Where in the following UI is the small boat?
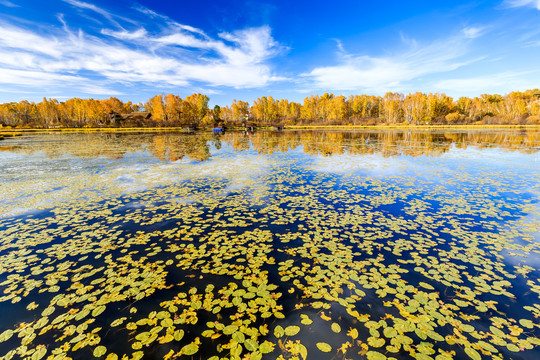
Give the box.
[212,127,223,133]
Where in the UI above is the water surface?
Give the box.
[0,129,539,360]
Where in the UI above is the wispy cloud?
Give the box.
[63,0,123,28]
[434,71,538,94]
[302,29,483,93]
[132,5,168,20]
[462,26,487,39]
[0,4,285,96]
[133,5,208,37]
[503,0,540,10]
[0,0,18,7]
[100,28,148,41]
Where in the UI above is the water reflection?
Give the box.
[0,129,538,162]
[0,130,539,360]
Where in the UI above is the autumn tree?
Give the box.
[349,95,369,119]
[481,94,503,117]
[426,93,453,122]
[277,99,289,122]
[213,105,221,121]
[300,95,318,121]
[455,97,472,117]
[145,95,166,123]
[219,106,233,123]
[184,93,209,125]
[0,102,18,126]
[503,92,528,120]
[252,96,278,124]
[287,102,301,123]
[381,92,403,123]
[100,97,125,115]
[164,94,183,123]
[231,100,250,124]
[37,98,60,128]
[403,92,427,124]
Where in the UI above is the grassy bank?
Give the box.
[0,132,23,140]
[0,124,539,135]
[0,127,184,133]
[285,124,540,130]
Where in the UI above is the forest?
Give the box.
[0,90,539,128]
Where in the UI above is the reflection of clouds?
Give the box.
[441,145,538,166]
[194,153,269,179]
[309,145,538,176]
[308,152,405,175]
[115,174,137,183]
[307,145,539,194]
[193,151,273,197]
[104,148,274,199]
[440,146,540,198]
[0,152,24,160]
[169,197,197,205]
[501,209,540,269]
[501,249,540,269]
[0,207,40,219]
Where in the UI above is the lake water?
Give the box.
[0,129,539,360]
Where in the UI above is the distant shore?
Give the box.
[1,124,540,135]
[284,124,540,130]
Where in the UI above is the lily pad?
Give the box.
[316,342,332,352]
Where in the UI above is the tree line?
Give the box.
[1,90,539,128]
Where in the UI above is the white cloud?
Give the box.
[434,71,538,94]
[101,28,147,40]
[0,68,123,95]
[503,0,540,10]
[0,5,285,95]
[302,29,482,93]
[0,68,83,86]
[462,26,487,39]
[0,26,62,57]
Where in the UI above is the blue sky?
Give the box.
[0,0,539,106]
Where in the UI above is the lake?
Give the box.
[0,129,539,360]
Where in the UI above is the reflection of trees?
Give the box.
[222,130,540,157]
[150,134,211,161]
[0,132,212,162]
[0,130,538,161]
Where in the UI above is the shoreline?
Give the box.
[285,124,540,130]
[0,124,539,134]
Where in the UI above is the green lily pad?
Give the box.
[0,329,14,343]
[284,325,300,336]
[366,351,387,360]
[316,342,332,352]
[274,325,284,338]
[464,347,481,360]
[259,341,275,354]
[331,323,341,333]
[93,345,107,357]
[181,342,199,356]
[419,282,434,290]
[519,319,534,329]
